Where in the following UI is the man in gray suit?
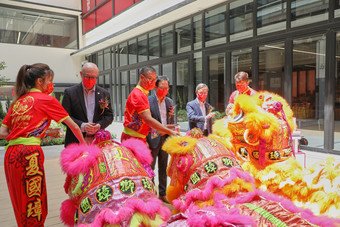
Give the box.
[186,83,215,136]
[146,76,174,203]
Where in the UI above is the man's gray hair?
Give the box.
[195,83,208,92]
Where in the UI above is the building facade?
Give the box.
[1,0,340,154]
[0,0,84,99]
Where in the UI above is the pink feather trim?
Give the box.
[60,144,101,175]
[228,189,340,226]
[185,205,256,226]
[77,197,171,226]
[173,167,255,211]
[121,138,152,165]
[60,199,77,226]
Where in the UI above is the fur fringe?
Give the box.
[60,144,101,175]
[77,197,171,227]
[121,138,152,165]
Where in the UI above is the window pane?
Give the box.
[161,26,173,57]
[335,0,340,18]
[194,52,203,86]
[257,0,286,35]
[162,63,173,97]
[119,42,127,66]
[208,53,225,112]
[149,30,160,59]
[128,38,137,64]
[121,71,128,112]
[104,48,111,70]
[335,32,340,150]
[97,53,103,71]
[176,19,192,53]
[130,69,137,91]
[231,48,252,93]
[291,0,328,28]
[205,6,226,47]
[259,43,285,96]
[138,35,148,62]
[193,15,202,50]
[152,65,160,75]
[98,74,104,87]
[104,73,110,89]
[176,59,189,111]
[230,0,253,42]
[292,35,326,149]
[112,46,118,68]
[0,6,78,49]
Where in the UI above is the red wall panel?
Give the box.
[96,1,113,25]
[83,12,96,33]
[114,0,134,15]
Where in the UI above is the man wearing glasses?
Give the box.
[121,66,178,142]
[62,62,113,145]
[186,83,215,136]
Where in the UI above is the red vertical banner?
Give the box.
[96,1,113,25]
[114,0,134,15]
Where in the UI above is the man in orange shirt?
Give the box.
[226,71,257,115]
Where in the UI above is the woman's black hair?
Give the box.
[15,63,53,100]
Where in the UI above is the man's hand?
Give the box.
[84,123,101,135]
[206,112,216,119]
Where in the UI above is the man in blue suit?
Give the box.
[146,76,174,203]
[186,83,215,136]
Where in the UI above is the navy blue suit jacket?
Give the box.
[186,99,213,134]
[146,94,174,149]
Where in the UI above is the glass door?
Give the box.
[207,53,225,112]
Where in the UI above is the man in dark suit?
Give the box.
[186,83,215,136]
[62,62,113,146]
[146,76,174,203]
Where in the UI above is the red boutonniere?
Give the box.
[99,97,109,115]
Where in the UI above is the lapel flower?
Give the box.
[99,96,109,115]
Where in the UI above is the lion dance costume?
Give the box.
[162,133,340,226]
[212,91,340,218]
[59,131,170,226]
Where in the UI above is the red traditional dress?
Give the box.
[121,85,150,142]
[2,89,69,227]
[228,87,257,104]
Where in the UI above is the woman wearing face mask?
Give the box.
[0,63,85,227]
[186,83,215,136]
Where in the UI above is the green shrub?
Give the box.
[177,109,188,122]
[213,111,226,120]
[41,137,64,146]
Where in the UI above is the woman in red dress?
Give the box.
[0,63,85,227]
